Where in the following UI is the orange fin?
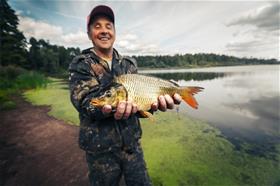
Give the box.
[179,86,204,109]
[139,110,153,118]
[139,110,155,122]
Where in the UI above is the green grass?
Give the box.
[24,79,280,186]
[24,79,79,125]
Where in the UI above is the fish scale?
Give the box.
[116,74,182,111]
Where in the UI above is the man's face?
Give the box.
[88,16,115,52]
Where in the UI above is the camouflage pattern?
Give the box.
[69,48,151,185]
[86,144,151,186]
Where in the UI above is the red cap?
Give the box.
[87,5,114,31]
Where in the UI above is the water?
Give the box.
[140,65,280,158]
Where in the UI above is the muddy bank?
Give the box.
[0,96,89,186]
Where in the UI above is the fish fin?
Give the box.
[180,86,204,109]
[138,111,156,122]
[139,110,153,118]
[169,79,180,86]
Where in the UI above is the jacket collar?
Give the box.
[82,47,122,64]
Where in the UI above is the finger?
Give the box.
[114,101,126,120]
[164,94,174,109]
[151,102,158,111]
[132,103,138,114]
[158,95,167,112]
[173,93,182,105]
[102,105,112,114]
[123,101,132,119]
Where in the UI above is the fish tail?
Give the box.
[179,86,203,109]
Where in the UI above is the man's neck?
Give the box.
[92,47,113,61]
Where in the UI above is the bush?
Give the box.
[0,66,50,110]
[0,65,27,89]
[0,65,49,90]
[0,90,16,110]
[15,72,49,89]
[0,65,26,79]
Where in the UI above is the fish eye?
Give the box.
[105,90,112,97]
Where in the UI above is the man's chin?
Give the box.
[95,46,113,53]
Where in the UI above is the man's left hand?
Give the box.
[151,93,182,112]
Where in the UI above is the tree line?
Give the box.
[1,0,279,75]
[133,54,279,69]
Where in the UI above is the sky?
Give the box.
[9,0,280,59]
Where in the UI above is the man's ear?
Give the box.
[87,31,92,40]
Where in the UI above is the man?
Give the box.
[69,5,181,186]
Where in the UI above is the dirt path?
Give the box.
[0,96,89,186]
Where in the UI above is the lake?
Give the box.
[140,65,280,158]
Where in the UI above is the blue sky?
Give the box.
[10,0,279,59]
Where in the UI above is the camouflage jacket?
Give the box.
[69,48,142,154]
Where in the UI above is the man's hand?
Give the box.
[101,99,138,120]
[151,93,182,112]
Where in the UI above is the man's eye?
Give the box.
[106,24,112,29]
[95,24,100,28]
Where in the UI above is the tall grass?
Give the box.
[15,72,49,89]
[0,65,49,110]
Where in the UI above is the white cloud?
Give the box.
[18,16,89,48]
[61,30,89,46]
[116,33,161,55]
[18,16,63,41]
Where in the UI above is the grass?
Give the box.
[24,79,280,186]
[24,79,79,125]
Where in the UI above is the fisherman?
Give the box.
[69,5,182,186]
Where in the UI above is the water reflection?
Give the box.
[142,65,280,158]
[147,72,226,81]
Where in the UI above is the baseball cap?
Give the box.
[87,5,115,31]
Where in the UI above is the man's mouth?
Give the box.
[99,36,110,41]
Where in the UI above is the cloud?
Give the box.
[226,40,268,53]
[225,2,279,59]
[18,16,89,48]
[225,38,279,59]
[116,33,161,55]
[61,31,89,46]
[18,16,63,41]
[227,2,280,31]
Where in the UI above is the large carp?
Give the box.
[90,74,203,117]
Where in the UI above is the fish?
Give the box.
[90,74,203,118]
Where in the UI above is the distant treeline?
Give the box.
[133,54,279,69]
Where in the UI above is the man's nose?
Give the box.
[100,27,109,34]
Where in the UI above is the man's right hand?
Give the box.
[101,100,138,120]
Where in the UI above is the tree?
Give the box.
[0,0,28,67]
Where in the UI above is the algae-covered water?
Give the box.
[142,65,280,160]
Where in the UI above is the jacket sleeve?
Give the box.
[68,56,111,120]
[124,56,138,74]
